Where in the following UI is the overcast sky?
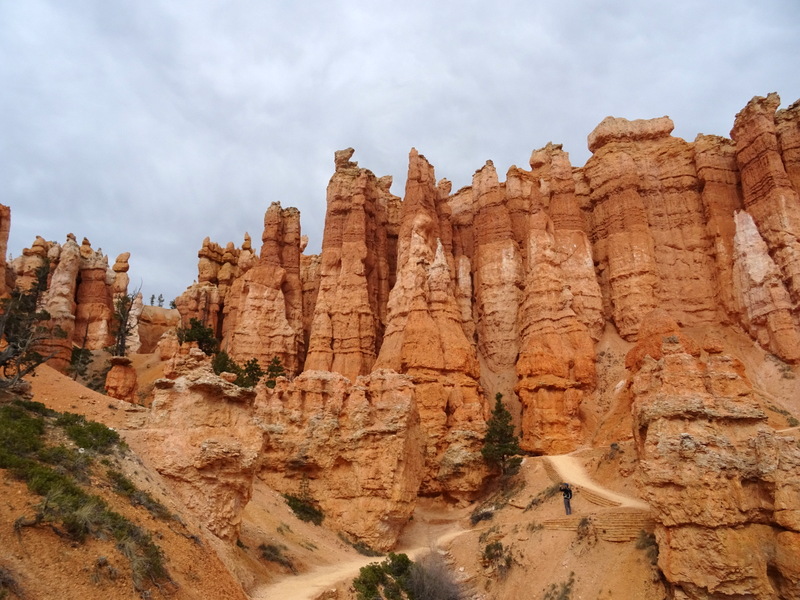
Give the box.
[2,1,798,303]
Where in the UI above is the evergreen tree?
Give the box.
[238,358,264,387]
[482,393,522,476]
[176,318,218,355]
[265,356,286,388]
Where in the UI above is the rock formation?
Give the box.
[222,203,305,374]
[629,311,800,599]
[374,149,488,497]
[124,348,263,541]
[9,234,130,368]
[8,93,800,571]
[256,369,424,551]
[304,149,397,381]
[0,204,10,297]
[104,356,138,402]
[138,305,181,354]
[732,93,800,306]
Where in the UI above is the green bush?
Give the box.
[283,494,324,525]
[482,541,512,576]
[482,393,522,477]
[0,398,170,593]
[0,404,45,458]
[37,445,93,481]
[543,571,575,600]
[176,318,219,355]
[56,413,120,453]
[212,351,265,388]
[107,469,173,520]
[353,553,413,600]
[258,543,295,572]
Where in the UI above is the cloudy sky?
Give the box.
[2,1,798,303]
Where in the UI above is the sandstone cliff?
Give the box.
[629,311,800,599]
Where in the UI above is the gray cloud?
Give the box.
[2,0,798,302]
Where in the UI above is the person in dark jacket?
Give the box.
[559,483,573,515]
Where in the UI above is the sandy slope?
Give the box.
[250,501,470,600]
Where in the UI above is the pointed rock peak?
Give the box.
[472,159,499,189]
[66,232,77,242]
[377,175,393,192]
[242,233,252,250]
[334,147,357,170]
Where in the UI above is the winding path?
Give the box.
[251,453,647,599]
[545,453,649,510]
[249,521,466,600]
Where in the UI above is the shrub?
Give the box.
[37,445,93,481]
[470,508,494,525]
[353,553,413,600]
[258,543,295,572]
[0,404,46,459]
[1,399,170,594]
[338,533,383,556]
[482,541,512,576]
[0,260,65,390]
[283,494,324,525]
[636,530,659,566]
[56,413,120,453]
[0,565,23,599]
[524,483,561,512]
[176,318,218,355]
[211,351,265,388]
[107,469,173,520]
[407,553,463,600]
[543,571,575,600]
[265,356,286,388]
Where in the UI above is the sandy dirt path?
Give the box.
[546,453,649,510]
[250,520,467,600]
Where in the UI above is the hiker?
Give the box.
[560,483,573,515]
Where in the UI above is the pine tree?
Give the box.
[482,393,522,476]
[265,356,286,388]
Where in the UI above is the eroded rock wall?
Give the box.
[256,369,424,551]
[629,311,800,599]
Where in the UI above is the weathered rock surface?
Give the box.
[104,355,138,402]
[304,149,396,381]
[9,235,129,368]
[256,369,424,551]
[138,305,181,354]
[583,115,720,339]
[629,311,800,599]
[731,211,800,361]
[0,204,10,297]
[222,203,305,374]
[732,93,800,307]
[124,349,262,542]
[514,145,603,453]
[374,149,489,497]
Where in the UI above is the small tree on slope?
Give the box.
[482,392,522,477]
